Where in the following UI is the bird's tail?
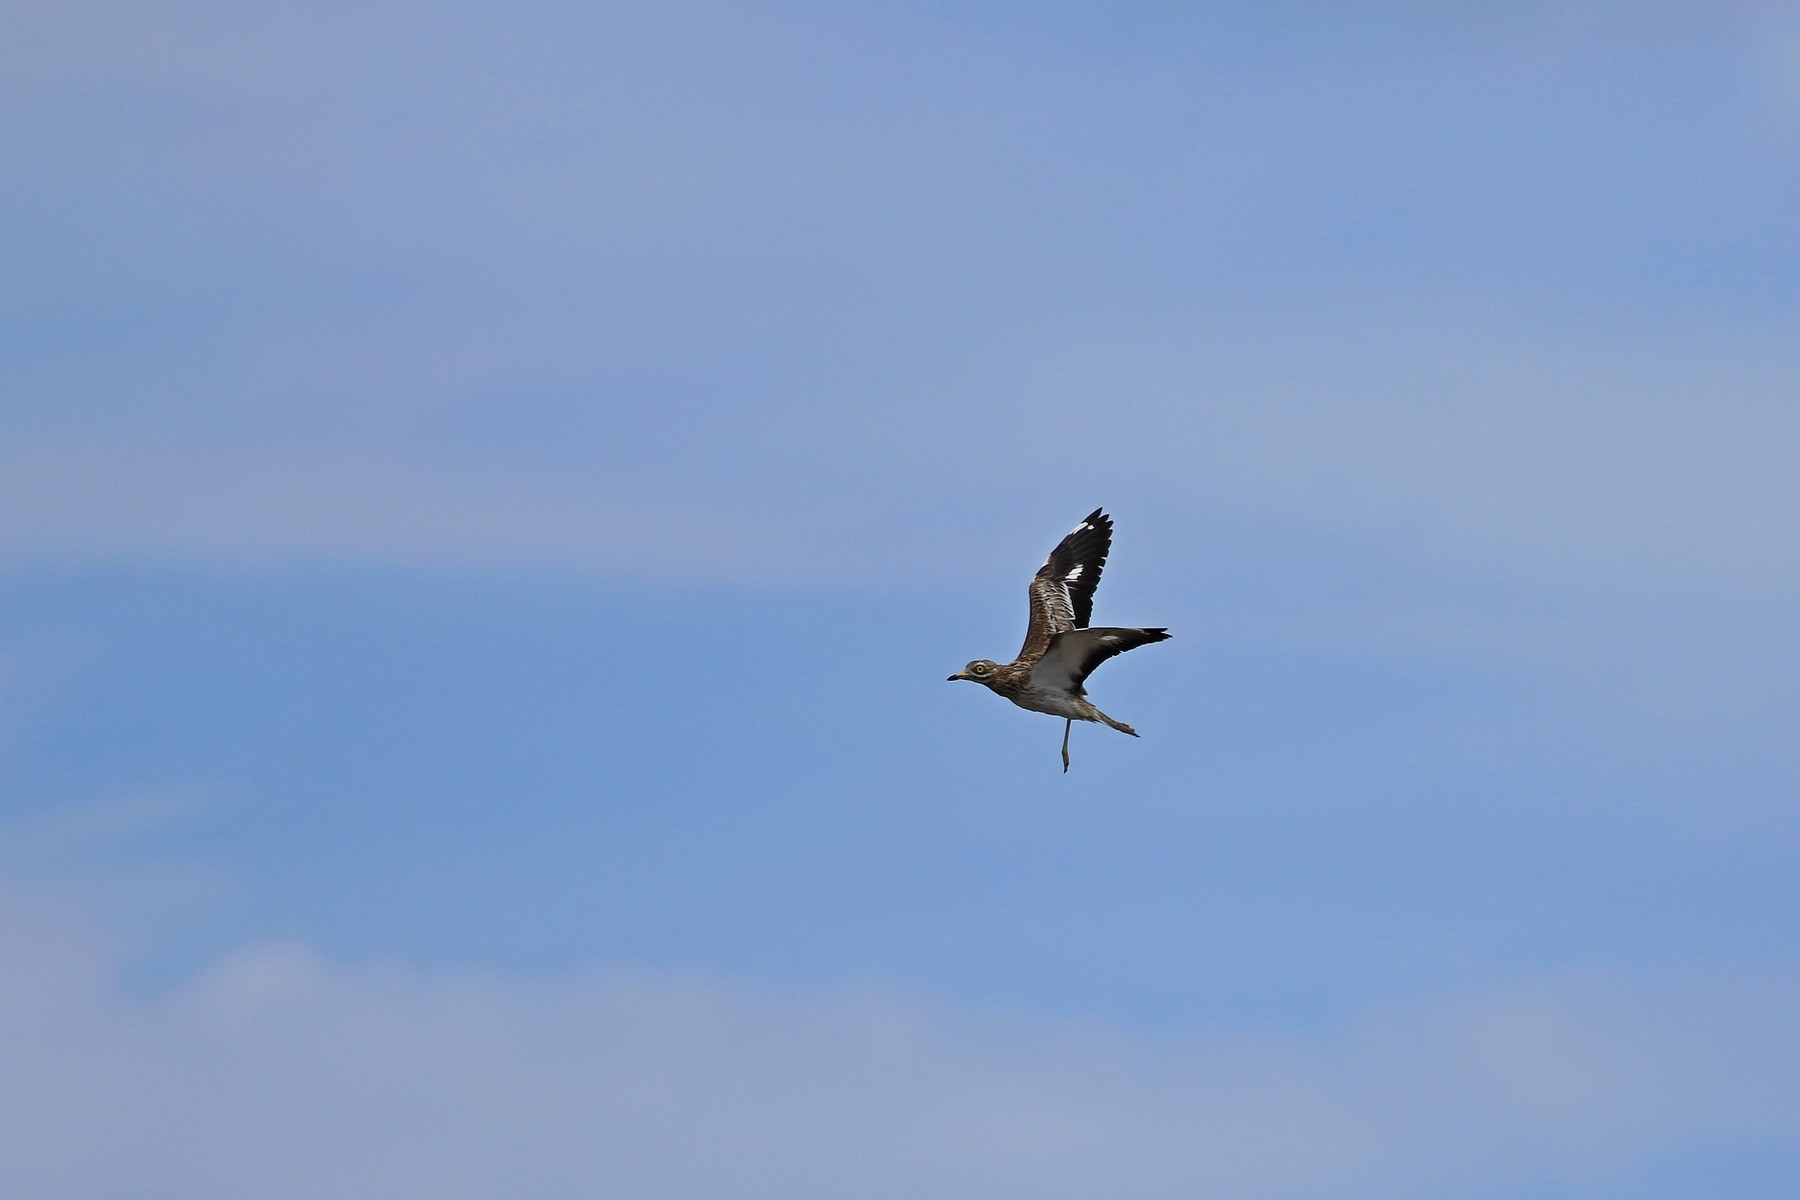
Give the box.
[1091,707,1139,737]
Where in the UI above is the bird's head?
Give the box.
[947,660,1000,685]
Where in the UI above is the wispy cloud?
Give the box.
[7,300,1800,596]
[1,886,1796,1200]
[0,439,806,582]
[5,786,217,848]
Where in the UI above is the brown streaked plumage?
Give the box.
[948,508,1170,771]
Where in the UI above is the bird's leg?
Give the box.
[1061,719,1072,773]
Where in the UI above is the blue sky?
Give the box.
[5,2,1800,1196]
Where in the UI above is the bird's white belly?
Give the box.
[1009,687,1092,721]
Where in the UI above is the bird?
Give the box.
[948,508,1169,772]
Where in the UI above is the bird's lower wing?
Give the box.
[1030,626,1171,692]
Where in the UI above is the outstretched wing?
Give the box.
[1018,509,1112,663]
[1030,626,1171,693]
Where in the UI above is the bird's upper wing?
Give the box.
[1017,509,1112,663]
[1029,626,1171,693]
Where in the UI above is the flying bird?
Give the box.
[948,509,1170,771]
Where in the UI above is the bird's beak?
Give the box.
[947,671,971,682]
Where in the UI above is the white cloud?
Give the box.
[1,886,1796,1200]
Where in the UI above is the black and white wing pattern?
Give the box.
[1030,626,1172,694]
[1018,509,1112,663]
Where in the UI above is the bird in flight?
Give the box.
[948,509,1170,772]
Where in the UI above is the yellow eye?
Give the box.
[971,663,990,675]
